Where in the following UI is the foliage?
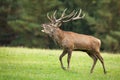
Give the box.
[0,0,120,52]
[0,47,120,80]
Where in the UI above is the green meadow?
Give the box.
[0,47,120,80]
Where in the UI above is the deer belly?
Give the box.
[74,42,91,50]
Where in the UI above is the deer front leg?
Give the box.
[59,49,67,70]
[67,49,72,70]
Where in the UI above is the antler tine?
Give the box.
[56,8,68,21]
[81,13,86,18]
[63,10,81,22]
[78,9,82,17]
[73,11,78,17]
[61,8,67,17]
[47,13,53,22]
[64,10,75,18]
[78,9,85,18]
[53,10,57,21]
[57,9,75,22]
[62,11,78,22]
[72,9,85,20]
[63,9,85,22]
[63,10,78,22]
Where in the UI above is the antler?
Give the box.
[62,9,85,22]
[56,8,75,22]
[47,8,85,23]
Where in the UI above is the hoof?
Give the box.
[62,67,66,70]
[67,67,70,71]
[90,71,93,74]
[104,71,107,74]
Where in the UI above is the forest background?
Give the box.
[0,0,120,53]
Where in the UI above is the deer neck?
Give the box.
[51,28,64,45]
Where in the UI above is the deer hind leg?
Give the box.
[96,52,107,74]
[59,49,67,70]
[67,49,72,70]
[87,51,98,73]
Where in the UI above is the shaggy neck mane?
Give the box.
[51,28,64,45]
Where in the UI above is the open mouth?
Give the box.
[41,26,44,32]
[41,29,44,32]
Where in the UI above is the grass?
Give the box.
[0,47,120,80]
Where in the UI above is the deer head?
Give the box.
[41,8,85,35]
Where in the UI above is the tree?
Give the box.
[0,0,120,52]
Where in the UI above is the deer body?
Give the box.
[52,28,100,51]
[41,9,106,74]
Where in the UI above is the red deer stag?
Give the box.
[41,9,106,74]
